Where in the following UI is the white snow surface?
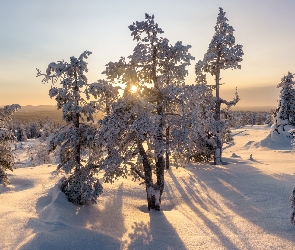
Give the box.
[1,125,295,249]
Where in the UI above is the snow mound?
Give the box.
[260,125,294,150]
[243,140,255,149]
[18,184,120,250]
[19,221,120,250]
[231,152,240,158]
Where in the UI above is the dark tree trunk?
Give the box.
[73,79,81,170]
[165,126,170,169]
[73,112,81,168]
[155,104,165,208]
[214,56,222,165]
[137,142,158,210]
[141,39,165,211]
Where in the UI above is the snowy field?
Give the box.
[1,125,295,250]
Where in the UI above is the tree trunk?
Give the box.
[165,126,170,169]
[73,112,81,168]
[73,77,81,170]
[214,63,222,165]
[137,142,160,210]
[155,104,165,209]
[149,41,165,210]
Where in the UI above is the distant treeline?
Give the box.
[12,105,273,126]
[226,110,273,128]
[10,109,103,141]
[13,110,64,124]
[10,109,272,142]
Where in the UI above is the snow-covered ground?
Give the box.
[1,125,295,250]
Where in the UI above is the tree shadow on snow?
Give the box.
[1,176,35,192]
[169,161,295,246]
[18,184,126,250]
[167,169,248,249]
[127,210,187,250]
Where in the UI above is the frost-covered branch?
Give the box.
[220,87,240,107]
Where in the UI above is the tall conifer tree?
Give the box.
[196,7,243,164]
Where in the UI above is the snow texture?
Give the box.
[1,125,295,249]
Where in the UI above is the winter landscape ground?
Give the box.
[1,124,295,250]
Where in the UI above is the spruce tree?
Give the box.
[273,72,295,134]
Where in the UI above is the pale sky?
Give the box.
[1,0,295,108]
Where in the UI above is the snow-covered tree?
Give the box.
[27,142,53,165]
[40,117,59,141]
[279,72,295,225]
[98,13,194,210]
[0,104,20,185]
[273,72,295,135]
[37,51,118,205]
[15,124,27,142]
[165,83,212,164]
[26,121,42,139]
[196,7,243,164]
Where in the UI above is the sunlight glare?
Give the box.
[131,85,138,93]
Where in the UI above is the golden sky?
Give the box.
[0,0,294,108]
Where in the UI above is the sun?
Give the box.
[130,85,138,93]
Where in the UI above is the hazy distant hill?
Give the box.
[18,105,58,112]
[231,106,275,112]
[13,105,103,123]
[11,105,272,124]
[13,106,63,123]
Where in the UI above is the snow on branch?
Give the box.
[220,87,240,107]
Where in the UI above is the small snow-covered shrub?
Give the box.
[27,142,54,166]
[60,167,103,205]
[189,145,214,163]
[15,125,27,142]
